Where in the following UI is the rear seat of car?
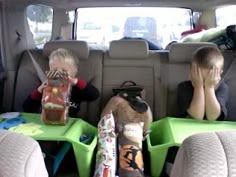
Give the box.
[14,49,48,112]
[14,40,103,125]
[160,42,218,117]
[102,40,162,120]
[13,40,236,125]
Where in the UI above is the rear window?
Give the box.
[76,7,192,49]
[124,17,157,44]
[81,22,102,30]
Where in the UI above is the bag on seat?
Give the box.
[226,25,236,49]
[112,81,148,113]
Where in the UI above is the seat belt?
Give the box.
[27,50,47,83]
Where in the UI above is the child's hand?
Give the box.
[205,66,221,88]
[190,64,204,88]
[37,81,48,93]
[68,76,78,85]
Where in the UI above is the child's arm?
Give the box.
[23,92,41,113]
[187,64,205,120]
[71,77,99,102]
[205,67,223,121]
[23,81,47,113]
[215,82,229,120]
[205,87,221,120]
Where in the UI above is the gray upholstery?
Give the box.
[77,49,103,125]
[109,40,149,58]
[171,131,236,177]
[14,49,48,111]
[0,130,48,177]
[102,40,162,120]
[43,40,89,59]
[169,42,217,63]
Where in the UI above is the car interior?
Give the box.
[0,0,236,177]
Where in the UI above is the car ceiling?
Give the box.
[1,0,236,11]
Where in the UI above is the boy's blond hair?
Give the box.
[49,48,79,75]
[192,46,224,69]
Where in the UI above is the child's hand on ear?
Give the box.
[190,64,204,88]
[37,81,48,93]
[205,66,221,88]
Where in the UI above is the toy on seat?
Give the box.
[94,112,116,177]
[0,117,25,129]
[41,70,71,125]
[101,81,153,177]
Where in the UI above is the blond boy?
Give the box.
[23,48,99,118]
[177,46,229,120]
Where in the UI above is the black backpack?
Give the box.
[226,25,236,50]
[112,81,148,113]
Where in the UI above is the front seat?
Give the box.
[0,130,48,177]
[171,131,236,177]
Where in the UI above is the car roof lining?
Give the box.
[1,0,236,11]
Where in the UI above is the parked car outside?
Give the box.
[123,16,158,44]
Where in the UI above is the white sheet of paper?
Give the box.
[0,112,20,119]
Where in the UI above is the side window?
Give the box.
[26,5,53,48]
[216,5,236,28]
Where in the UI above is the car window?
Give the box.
[76,7,192,48]
[216,5,236,28]
[124,17,157,44]
[26,5,53,48]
